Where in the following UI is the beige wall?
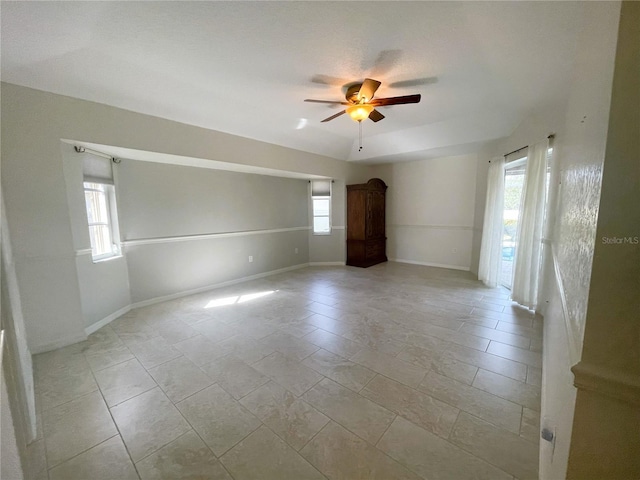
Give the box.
[538,2,621,478]
[370,153,478,271]
[467,3,622,477]
[0,83,367,353]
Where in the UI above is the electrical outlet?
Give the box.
[452,248,458,254]
[295,248,299,254]
[248,256,253,263]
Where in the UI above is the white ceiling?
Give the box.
[2,1,585,164]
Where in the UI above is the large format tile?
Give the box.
[350,348,427,388]
[361,375,459,438]
[111,387,191,462]
[153,318,199,345]
[418,371,522,434]
[259,331,320,361]
[527,366,542,387]
[431,355,479,385]
[215,333,276,364]
[200,355,269,400]
[94,358,156,407]
[240,381,329,451]
[252,352,323,396]
[302,328,363,358]
[85,343,135,372]
[220,425,325,480]
[148,356,213,403]
[303,378,395,444]
[192,319,242,343]
[37,367,99,412]
[300,421,421,480]
[136,431,232,480]
[377,416,512,480]
[110,314,159,345]
[176,384,261,456]
[487,341,542,368]
[450,412,539,479]
[521,407,541,444]
[43,390,117,467]
[302,349,376,392]
[172,334,227,366]
[445,343,527,381]
[128,337,182,369]
[472,368,541,411]
[48,435,138,480]
[459,323,530,348]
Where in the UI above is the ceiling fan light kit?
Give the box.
[305,77,422,151]
[346,104,374,122]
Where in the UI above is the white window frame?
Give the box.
[83,181,121,262]
[311,181,332,235]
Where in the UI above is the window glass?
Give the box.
[83,182,120,260]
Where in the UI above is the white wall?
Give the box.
[0,83,365,352]
[371,154,478,270]
[116,159,310,303]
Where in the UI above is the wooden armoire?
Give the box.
[346,178,387,267]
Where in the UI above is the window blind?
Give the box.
[311,180,331,197]
[82,154,114,185]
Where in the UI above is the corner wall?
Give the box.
[370,154,478,271]
[116,159,310,304]
[0,83,366,353]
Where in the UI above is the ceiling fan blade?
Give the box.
[370,94,421,106]
[388,77,438,89]
[368,109,385,122]
[358,78,382,102]
[321,110,346,122]
[310,74,350,86]
[305,99,350,105]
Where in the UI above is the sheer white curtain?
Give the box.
[479,157,505,287]
[512,140,549,308]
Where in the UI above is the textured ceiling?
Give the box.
[2,1,586,163]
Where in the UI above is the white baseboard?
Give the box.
[131,263,310,309]
[390,258,470,272]
[85,304,132,336]
[308,262,346,266]
[31,333,89,355]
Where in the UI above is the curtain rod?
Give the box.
[504,145,528,158]
[74,145,121,164]
[489,134,556,163]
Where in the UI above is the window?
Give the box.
[84,182,120,261]
[311,180,331,234]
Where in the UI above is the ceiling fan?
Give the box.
[304,78,421,123]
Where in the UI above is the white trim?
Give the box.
[75,248,93,257]
[122,226,310,247]
[572,361,640,407]
[131,263,310,309]
[85,305,132,336]
[390,258,470,271]
[550,245,581,365]
[309,262,346,266]
[390,224,474,231]
[31,333,88,355]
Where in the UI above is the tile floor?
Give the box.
[28,263,542,480]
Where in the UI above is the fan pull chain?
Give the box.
[358,120,363,151]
